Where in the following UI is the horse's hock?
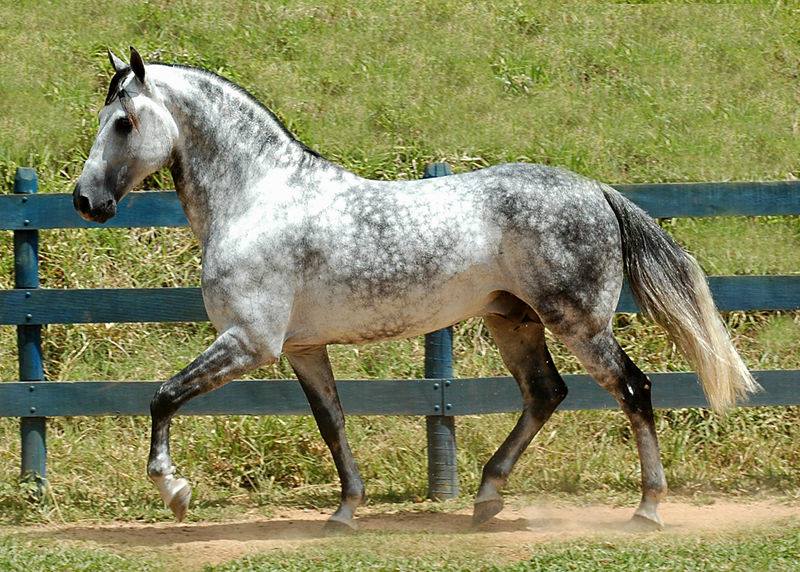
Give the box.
[2,164,800,499]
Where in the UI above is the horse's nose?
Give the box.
[76,194,91,214]
[73,183,91,214]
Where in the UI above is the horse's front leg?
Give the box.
[287,346,365,532]
[147,326,272,521]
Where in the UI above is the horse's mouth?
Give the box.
[77,205,116,224]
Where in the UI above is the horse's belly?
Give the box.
[284,267,504,347]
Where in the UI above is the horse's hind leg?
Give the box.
[148,327,269,521]
[286,346,365,533]
[473,312,568,526]
[554,322,667,529]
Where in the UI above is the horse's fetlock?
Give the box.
[343,483,365,505]
[148,466,167,479]
[475,479,504,504]
[650,479,668,499]
[147,455,174,479]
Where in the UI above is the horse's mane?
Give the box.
[105,62,324,159]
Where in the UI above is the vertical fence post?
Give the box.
[14,167,46,494]
[423,162,458,500]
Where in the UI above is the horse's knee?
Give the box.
[150,383,180,420]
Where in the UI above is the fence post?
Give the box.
[423,162,458,500]
[14,167,46,494]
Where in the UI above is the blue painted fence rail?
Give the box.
[1,275,799,326]
[3,179,800,229]
[2,166,799,498]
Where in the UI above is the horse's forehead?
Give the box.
[119,74,143,97]
[105,72,143,107]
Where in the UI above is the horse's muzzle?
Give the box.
[73,183,117,223]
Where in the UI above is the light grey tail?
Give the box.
[602,185,760,411]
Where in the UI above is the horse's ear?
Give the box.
[107,49,127,73]
[129,46,145,83]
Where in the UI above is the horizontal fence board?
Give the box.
[443,370,800,414]
[0,287,208,324]
[0,275,797,325]
[0,191,187,230]
[0,370,796,417]
[0,379,441,417]
[613,180,800,218]
[619,275,800,313]
[2,180,799,230]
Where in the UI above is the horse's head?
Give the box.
[74,47,178,223]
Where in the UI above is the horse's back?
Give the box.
[204,162,623,346]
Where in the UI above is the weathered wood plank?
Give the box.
[0,379,442,417]
[443,370,800,413]
[617,275,800,313]
[0,371,796,417]
[0,275,797,325]
[0,287,208,324]
[614,180,800,218]
[0,191,187,230]
[1,180,799,230]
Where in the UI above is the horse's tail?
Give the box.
[601,185,760,412]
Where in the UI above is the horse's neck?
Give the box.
[158,67,327,242]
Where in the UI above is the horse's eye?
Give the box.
[115,117,133,134]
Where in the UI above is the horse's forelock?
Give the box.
[105,67,141,130]
[105,67,131,105]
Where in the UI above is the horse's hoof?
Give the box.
[472,498,504,527]
[167,479,192,522]
[324,515,358,535]
[628,512,663,532]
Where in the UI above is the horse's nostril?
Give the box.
[77,195,91,213]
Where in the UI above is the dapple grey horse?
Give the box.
[74,47,759,532]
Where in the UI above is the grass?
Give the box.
[210,523,800,571]
[0,534,161,571]
[2,517,799,571]
[0,0,799,525]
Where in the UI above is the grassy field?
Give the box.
[1,0,799,530]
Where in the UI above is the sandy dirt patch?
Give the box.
[11,498,800,569]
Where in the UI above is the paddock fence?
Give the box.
[2,164,799,498]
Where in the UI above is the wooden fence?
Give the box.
[1,165,799,499]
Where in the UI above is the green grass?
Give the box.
[1,0,800,525]
[210,523,800,571]
[0,534,161,571]
[3,516,798,571]
[2,1,800,184]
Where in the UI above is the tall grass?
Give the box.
[1,0,799,522]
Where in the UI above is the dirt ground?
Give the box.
[9,498,800,570]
